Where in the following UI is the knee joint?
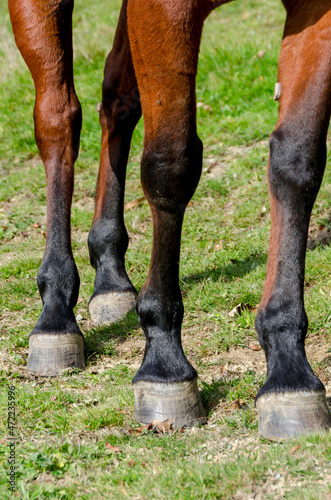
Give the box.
[101,60,140,127]
[141,136,203,211]
[269,126,325,202]
[34,91,82,159]
[88,219,129,269]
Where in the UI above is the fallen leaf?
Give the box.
[128,419,176,436]
[32,223,40,228]
[248,342,261,351]
[83,399,99,406]
[232,399,241,411]
[214,241,223,251]
[151,419,174,434]
[105,443,122,452]
[124,196,145,211]
[228,304,242,317]
[257,50,266,59]
[289,444,301,455]
[197,102,213,114]
[228,303,254,317]
[128,423,153,436]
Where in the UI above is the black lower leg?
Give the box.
[133,210,196,384]
[88,96,140,299]
[88,2,141,324]
[33,183,81,337]
[27,90,84,375]
[256,123,327,398]
[253,3,331,437]
[9,0,84,375]
[133,135,203,384]
[255,121,331,439]
[132,136,207,426]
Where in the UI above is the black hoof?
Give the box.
[256,390,331,441]
[133,377,207,427]
[27,332,85,377]
[88,291,137,326]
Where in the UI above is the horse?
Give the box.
[8,0,331,441]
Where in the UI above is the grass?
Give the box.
[1,0,331,498]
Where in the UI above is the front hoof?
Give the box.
[133,377,207,427]
[27,332,85,377]
[88,291,137,326]
[256,390,331,441]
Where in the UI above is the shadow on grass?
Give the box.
[181,251,267,291]
[84,310,141,363]
[83,252,267,362]
[200,378,238,415]
[200,370,264,416]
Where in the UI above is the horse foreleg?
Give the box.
[9,0,84,375]
[88,0,141,326]
[255,2,331,440]
[127,0,211,426]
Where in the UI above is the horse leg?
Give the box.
[127,0,212,426]
[255,1,331,440]
[88,0,141,326]
[9,0,84,375]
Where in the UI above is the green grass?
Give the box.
[1,0,331,498]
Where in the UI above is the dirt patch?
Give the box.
[72,196,95,213]
[308,223,331,250]
[232,469,331,500]
[84,326,331,392]
[2,323,330,394]
[203,141,269,178]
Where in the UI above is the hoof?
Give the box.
[256,390,331,441]
[27,333,85,377]
[133,377,207,427]
[88,291,137,326]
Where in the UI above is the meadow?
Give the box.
[0,0,330,498]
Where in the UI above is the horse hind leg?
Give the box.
[87,0,141,326]
[9,0,84,375]
[255,3,331,440]
[127,0,212,426]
